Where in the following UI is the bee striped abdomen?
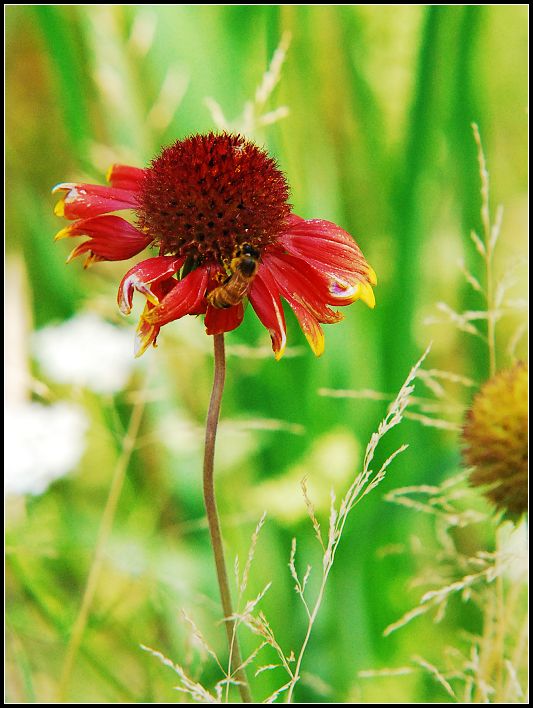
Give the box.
[207,244,260,309]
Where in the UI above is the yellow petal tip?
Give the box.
[134,328,155,358]
[274,344,286,361]
[359,283,376,310]
[355,281,376,309]
[54,199,66,217]
[308,331,325,357]
[54,226,71,241]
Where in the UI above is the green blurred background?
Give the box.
[5,5,528,703]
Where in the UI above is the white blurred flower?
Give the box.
[33,313,136,393]
[5,402,88,496]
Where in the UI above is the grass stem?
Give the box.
[57,394,145,701]
[472,122,498,377]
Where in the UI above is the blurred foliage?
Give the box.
[5,5,527,703]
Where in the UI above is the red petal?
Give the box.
[53,183,138,219]
[117,256,184,314]
[144,266,209,327]
[132,278,178,357]
[56,215,152,263]
[285,297,325,357]
[248,267,287,359]
[193,264,227,317]
[263,251,343,324]
[283,217,364,251]
[205,303,245,335]
[279,217,376,305]
[106,164,145,190]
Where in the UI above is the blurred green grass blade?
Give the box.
[7,556,139,701]
[450,5,485,231]
[382,6,464,388]
[33,6,93,162]
[360,5,476,668]
[449,6,489,378]
[18,186,83,326]
[388,6,444,379]
[338,7,387,180]
[6,626,36,702]
[79,6,153,160]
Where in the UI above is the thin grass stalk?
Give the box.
[472,122,497,377]
[57,394,146,701]
[203,333,252,703]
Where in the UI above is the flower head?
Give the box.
[462,362,528,518]
[54,132,376,358]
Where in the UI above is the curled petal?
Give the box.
[56,215,153,265]
[117,256,184,315]
[52,182,139,219]
[106,164,145,190]
[248,267,287,360]
[324,272,376,308]
[280,217,377,306]
[143,266,209,327]
[133,277,177,357]
[205,303,245,335]
[135,304,160,358]
[350,279,376,308]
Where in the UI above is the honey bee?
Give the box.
[207,243,260,309]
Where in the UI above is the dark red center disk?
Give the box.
[137,132,291,264]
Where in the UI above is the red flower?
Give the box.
[53,133,376,358]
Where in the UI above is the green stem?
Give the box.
[203,333,252,703]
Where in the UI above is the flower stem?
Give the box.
[203,333,252,703]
